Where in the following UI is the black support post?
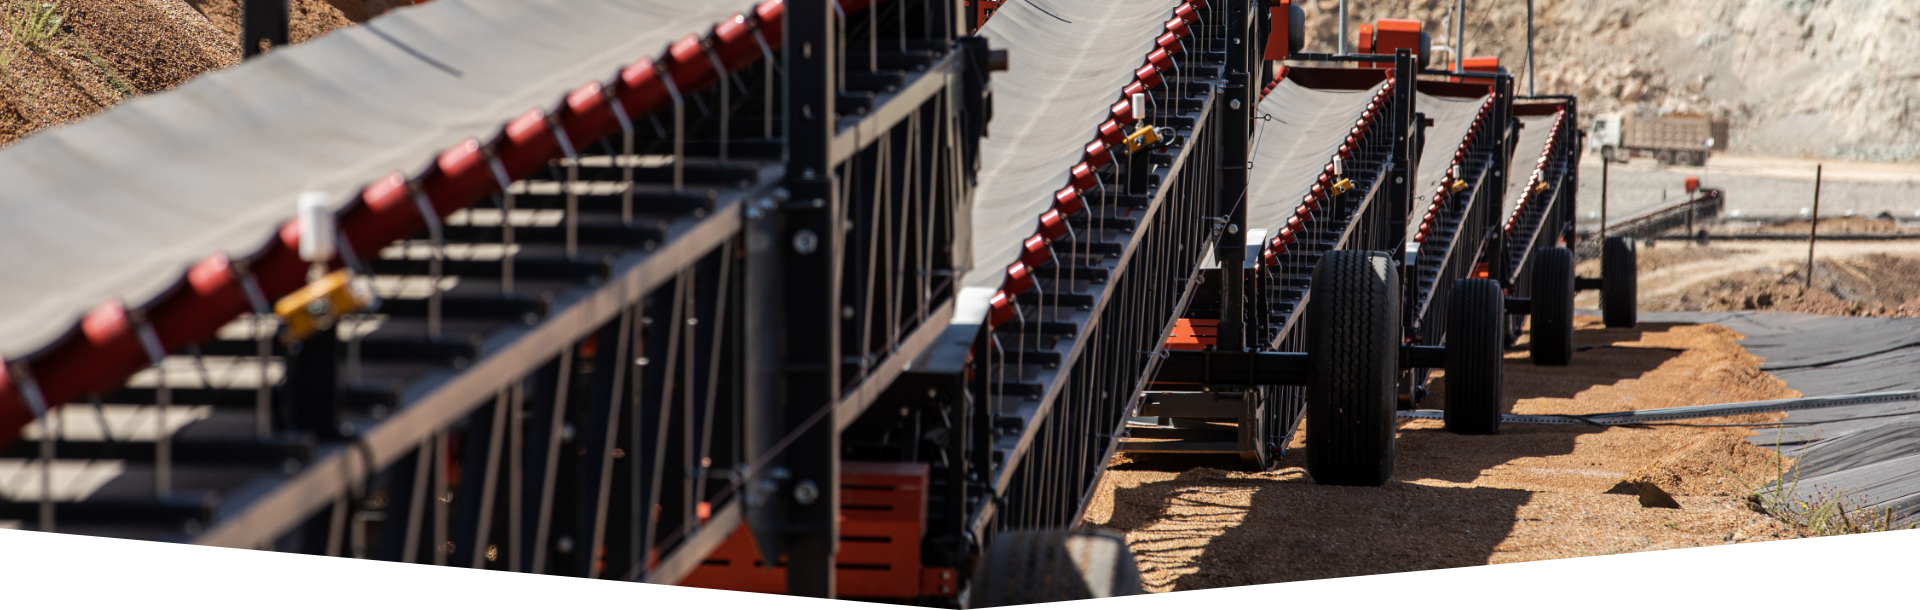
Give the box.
[777,0,841,597]
[241,0,289,58]
[1216,0,1253,353]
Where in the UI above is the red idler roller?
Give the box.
[1123,80,1147,101]
[1286,215,1305,232]
[1276,226,1298,245]
[1135,64,1164,89]
[1110,98,1137,126]
[1083,140,1114,169]
[1070,162,1100,192]
[1300,193,1320,212]
[1176,2,1200,23]
[1020,234,1054,270]
[1337,143,1351,160]
[1054,187,1086,216]
[1263,248,1280,266]
[1165,17,1191,40]
[1295,204,1315,221]
[1147,48,1174,73]
[987,290,1019,327]
[1037,208,1072,241]
[1157,32,1184,56]
[1003,262,1036,297]
[1098,120,1126,147]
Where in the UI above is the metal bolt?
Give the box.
[1228,223,1240,234]
[927,388,938,399]
[794,480,820,505]
[793,229,819,254]
[1230,99,1242,110]
[802,168,817,180]
[555,536,574,555]
[843,305,856,320]
[560,423,576,443]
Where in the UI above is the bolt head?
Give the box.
[794,480,821,505]
[793,229,819,254]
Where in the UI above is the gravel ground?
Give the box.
[1084,318,1807,592]
[0,0,351,146]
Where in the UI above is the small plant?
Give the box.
[7,1,68,52]
[1723,432,1915,537]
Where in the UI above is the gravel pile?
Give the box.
[0,0,353,146]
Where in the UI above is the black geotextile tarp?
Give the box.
[1407,91,1486,233]
[0,0,754,360]
[1503,113,1556,220]
[964,0,1180,290]
[1245,79,1382,235]
[1637,311,1920,524]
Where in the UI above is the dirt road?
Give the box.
[1084,317,1805,591]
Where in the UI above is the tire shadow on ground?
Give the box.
[1085,319,1764,592]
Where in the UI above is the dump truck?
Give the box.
[1588,113,1718,166]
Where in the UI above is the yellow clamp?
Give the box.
[1330,178,1355,196]
[275,269,370,345]
[1450,179,1468,194]
[1533,181,1550,194]
[1125,125,1162,153]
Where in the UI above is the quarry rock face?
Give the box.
[1296,0,1920,161]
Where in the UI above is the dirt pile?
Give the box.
[1637,251,1920,317]
[0,0,355,147]
[1292,0,1920,161]
[1083,319,1803,591]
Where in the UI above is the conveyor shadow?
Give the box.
[1092,319,1701,591]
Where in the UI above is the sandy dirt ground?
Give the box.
[0,0,353,146]
[1084,317,1807,591]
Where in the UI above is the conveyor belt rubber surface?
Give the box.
[1408,91,1488,233]
[1247,79,1384,234]
[0,0,753,359]
[1503,112,1559,219]
[964,0,1180,290]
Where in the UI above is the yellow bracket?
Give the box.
[1450,179,1468,194]
[1533,181,1550,194]
[1330,178,1355,196]
[275,269,369,345]
[1125,125,1162,153]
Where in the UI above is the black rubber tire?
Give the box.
[969,529,1142,607]
[1601,236,1638,328]
[1306,251,1399,487]
[1529,247,1576,365]
[1445,278,1505,435]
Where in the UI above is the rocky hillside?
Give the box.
[1294,0,1920,161]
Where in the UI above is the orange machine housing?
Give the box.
[1451,56,1500,84]
[1264,0,1293,61]
[677,461,957,600]
[974,0,1005,31]
[1163,318,1219,351]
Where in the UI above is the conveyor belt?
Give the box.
[0,0,754,360]
[1504,112,1558,220]
[1247,79,1383,234]
[1407,91,1488,233]
[964,0,1181,290]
